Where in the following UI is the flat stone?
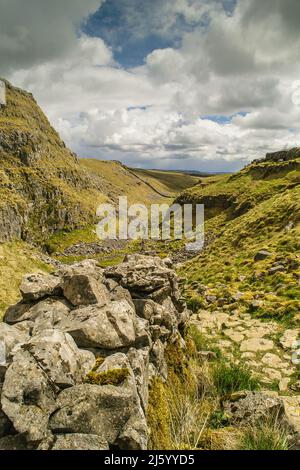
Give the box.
[240,338,274,352]
[20,273,61,301]
[280,329,299,350]
[241,352,255,359]
[244,326,275,339]
[279,378,290,392]
[261,353,286,368]
[263,368,282,381]
[223,329,244,343]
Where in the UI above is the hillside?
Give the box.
[80,159,199,202]
[0,79,117,245]
[132,168,199,197]
[176,149,300,324]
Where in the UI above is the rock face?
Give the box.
[0,254,189,450]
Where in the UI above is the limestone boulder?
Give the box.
[62,275,109,307]
[223,392,285,426]
[105,254,175,298]
[49,384,147,449]
[1,349,57,442]
[5,297,70,326]
[20,273,61,301]
[66,300,137,349]
[24,329,90,388]
[55,259,103,281]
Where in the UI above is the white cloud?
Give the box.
[4,0,300,170]
[0,0,103,73]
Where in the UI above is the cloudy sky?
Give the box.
[1,0,300,171]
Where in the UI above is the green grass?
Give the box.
[239,423,289,450]
[188,324,222,359]
[212,361,261,396]
[0,241,52,318]
[45,225,98,254]
[133,168,199,195]
[178,152,300,325]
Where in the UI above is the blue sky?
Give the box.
[84,0,237,68]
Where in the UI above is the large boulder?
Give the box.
[1,349,57,442]
[50,353,147,449]
[4,298,70,325]
[105,255,175,298]
[1,330,93,443]
[223,392,285,426]
[62,275,109,307]
[20,273,61,301]
[66,300,137,349]
[23,329,92,388]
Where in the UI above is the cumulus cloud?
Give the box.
[0,0,103,73]
[3,0,300,170]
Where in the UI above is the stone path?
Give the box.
[191,310,300,440]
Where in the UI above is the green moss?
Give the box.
[83,367,130,386]
[147,377,173,450]
[147,337,202,450]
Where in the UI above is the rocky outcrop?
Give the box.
[0,79,119,244]
[0,255,190,450]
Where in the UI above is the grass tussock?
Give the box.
[212,361,261,397]
[239,421,289,450]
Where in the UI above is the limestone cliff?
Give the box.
[0,79,115,244]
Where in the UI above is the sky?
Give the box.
[0,0,300,172]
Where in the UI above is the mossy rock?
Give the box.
[83,367,130,386]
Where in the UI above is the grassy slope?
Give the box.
[0,79,114,244]
[80,159,199,203]
[132,168,199,196]
[0,241,52,318]
[177,155,300,324]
